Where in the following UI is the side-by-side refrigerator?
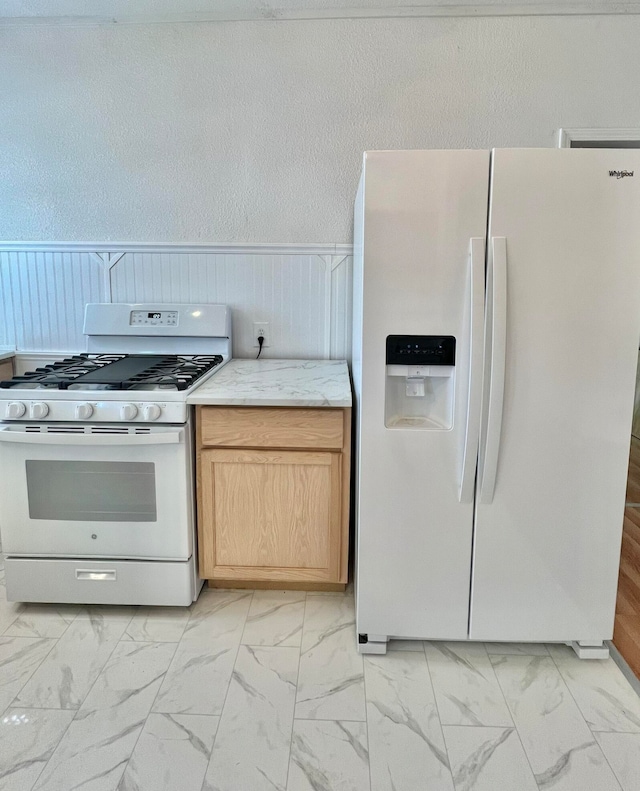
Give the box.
[352,148,640,656]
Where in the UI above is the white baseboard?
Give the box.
[609,641,640,697]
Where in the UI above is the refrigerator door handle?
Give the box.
[479,236,508,504]
[459,237,486,503]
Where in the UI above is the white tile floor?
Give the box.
[2,576,640,790]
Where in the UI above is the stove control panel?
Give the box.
[2,401,177,423]
[130,310,178,327]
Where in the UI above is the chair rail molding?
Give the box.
[0,242,353,256]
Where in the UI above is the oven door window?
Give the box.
[26,460,157,522]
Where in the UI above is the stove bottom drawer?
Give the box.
[4,557,201,606]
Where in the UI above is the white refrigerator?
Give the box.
[352,148,640,657]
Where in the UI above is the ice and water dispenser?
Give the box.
[385,335,456,429]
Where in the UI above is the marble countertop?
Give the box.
[187,359,352,407]
[0,348,15,361]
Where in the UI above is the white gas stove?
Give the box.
[1,302,231,423]
[0,303,231,606]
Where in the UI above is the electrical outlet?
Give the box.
[253,321,270,347]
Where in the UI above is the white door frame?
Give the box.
[558,128,640,148]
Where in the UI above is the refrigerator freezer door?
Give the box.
[471,148,640,642]
[354,149,490,641]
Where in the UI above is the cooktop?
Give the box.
[0,354,224,392]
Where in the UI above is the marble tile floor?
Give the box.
[2,578,640,789]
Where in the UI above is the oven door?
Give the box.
[0,423,193,560]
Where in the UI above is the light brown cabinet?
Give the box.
[0,358,14,383]
[196,406,350,590]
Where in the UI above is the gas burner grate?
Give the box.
[0,353,224,391]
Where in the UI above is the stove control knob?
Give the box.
[31,402,49,420]
[143,404,162,421]
[75,402,94,420]
[6,401,26,419]
[120,403,138,421]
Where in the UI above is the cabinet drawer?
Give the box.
[199,407,344,449]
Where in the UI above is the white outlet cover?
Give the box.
[253,321,270,346]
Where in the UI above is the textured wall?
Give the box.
[1,14,640,243]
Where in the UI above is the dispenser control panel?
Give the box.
[386,335,455,366]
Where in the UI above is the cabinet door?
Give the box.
[198,448,342,582]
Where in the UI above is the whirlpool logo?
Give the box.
[609,170,635,179]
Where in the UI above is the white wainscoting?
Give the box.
[0,244,353,361]
[0,251,104,352]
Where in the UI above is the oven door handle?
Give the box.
[0,427,183,445]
